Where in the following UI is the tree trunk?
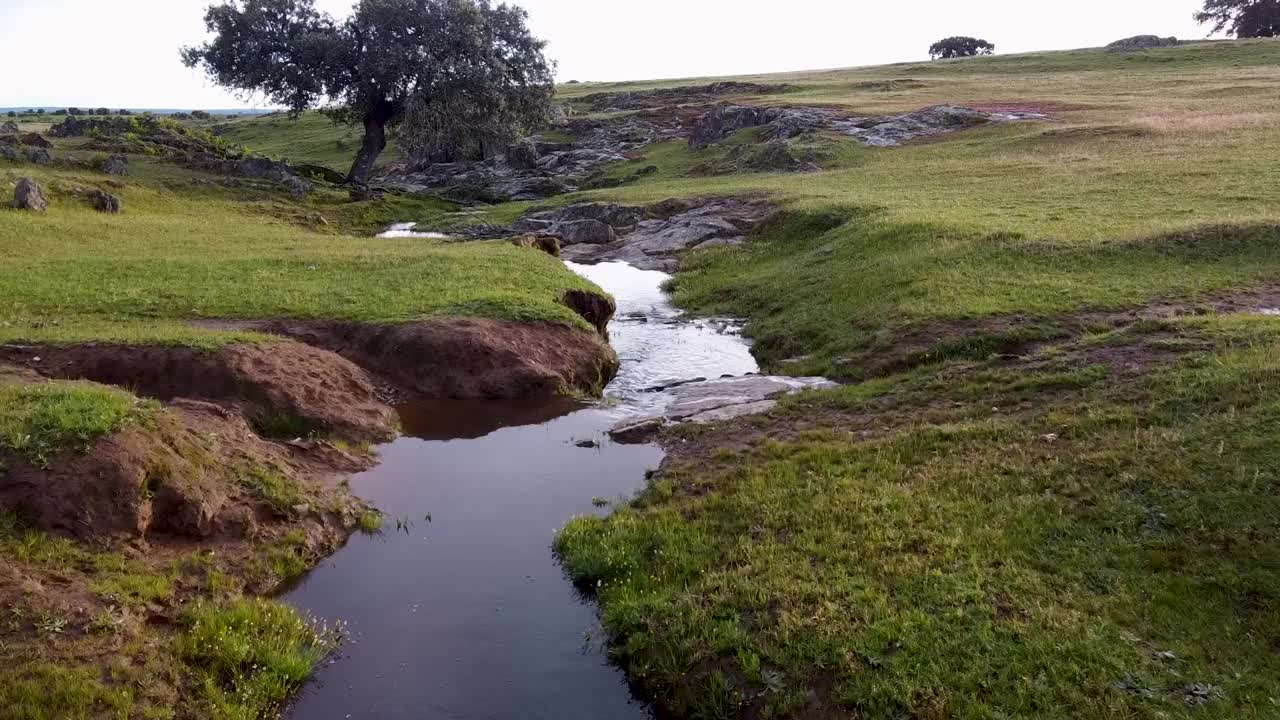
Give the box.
[347,112,388,187]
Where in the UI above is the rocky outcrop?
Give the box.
[90,189,121,213]
[12,177,46,211]
[25,147,50,165]
[689,104,832,149]
[576,81,790,112]
[536,197,775,272]
[19,133,51,148]
[100,154,128,175]
[610,375,838,443]
[832,105,1045,147]
[1107,35,1179,52]
[559,219,617,245]
[692,140,821,176]
[0,120,18,134]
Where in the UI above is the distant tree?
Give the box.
[5,111,15,118]
[182,0,556,186]
[172,112,192,120]
[191,110,213,120]
[67,107,83,116]
[50,109,65,116]
[1195,0,1280,37]
[118,109,133,115]
[929,36,996,60]
[94,107,111,116]
[35,109,45,115]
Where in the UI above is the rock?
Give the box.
[689,104,831,149]
[0,144,17,161]
[694,140,821,176]
[13,178,47,211]
[558,219,617,245]
[510,233,561,257]
[557,197,775,271]
[19,133,51,148]
[610,375,838,442]
[25,147,50,165]
[283,175,312,198]
[1107,35,1179,52]
[100,154,128,175]
[561,289,616,335]
[90,189,121,213]
[574,439,600,449]
[294,163,346,184]
[0,120,18,134]
[832,105,1040,147]
[506,140,539,170]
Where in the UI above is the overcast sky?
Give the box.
[1,0,1211,109]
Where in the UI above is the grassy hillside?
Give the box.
[215,111,404,172]
[554,39,1280,720]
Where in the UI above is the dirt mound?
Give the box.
[0,397,373,545]
[258,318,619,399]
[0,341,396,443]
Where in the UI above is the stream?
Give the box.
[283,260,758,719]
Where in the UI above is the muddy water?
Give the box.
[284,262,757,719]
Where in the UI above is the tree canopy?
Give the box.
[929,36,996,60]
[182,0,556,185]
[1195,0,1280,37]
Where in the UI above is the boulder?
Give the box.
[558,219,617,245]
[13,178,47,211]
[1107,35,1179,52]
[283,175,312,198]
[100,154,128,176]
[294,163,346,184]
[506,140,539,170]
[0,120,18,134]
[90,189,121,213]
[19,133,51,149]
[0,144,17,161]
[25,147,50,165]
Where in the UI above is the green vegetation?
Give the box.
[0,382,155,464]
[177,599,338,720]
[217,111,402,171]
[240,466,307,516]
[555,39,1280,719]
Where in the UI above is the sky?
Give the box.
[0,0,1212,109]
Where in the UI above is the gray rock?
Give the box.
[558,219,617,245]
[0,120,18,134]
[832,105,1041,147]
[610,375,838,442]
[19,133,51,149]
[1107,35,1179,52]
[90,189,121,213]
[25,147,50,165]
[13,178,47,211]
[506,140,539,170]
[100,154,128,176]
[689,104,832,149]
[284,175,312,198]
[0,144,17,162]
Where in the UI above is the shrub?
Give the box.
[929,36,996,59]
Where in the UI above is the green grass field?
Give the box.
[552,39,1280,720]
[215,111,403,172]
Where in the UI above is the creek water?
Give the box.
[284,261,758,720]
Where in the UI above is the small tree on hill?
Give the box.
[1195,0,1280,37]
[929,36,996,60]
[182,0,556,187]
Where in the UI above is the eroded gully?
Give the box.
[283,260,759,719]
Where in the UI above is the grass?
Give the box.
[553,39,1280,720]
[177,598,339,720]
[0,382,155,465]
[240,466,306,516]
[0,163,601,338]
[215,111,403,172]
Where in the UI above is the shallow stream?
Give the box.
[284,261,758,719]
